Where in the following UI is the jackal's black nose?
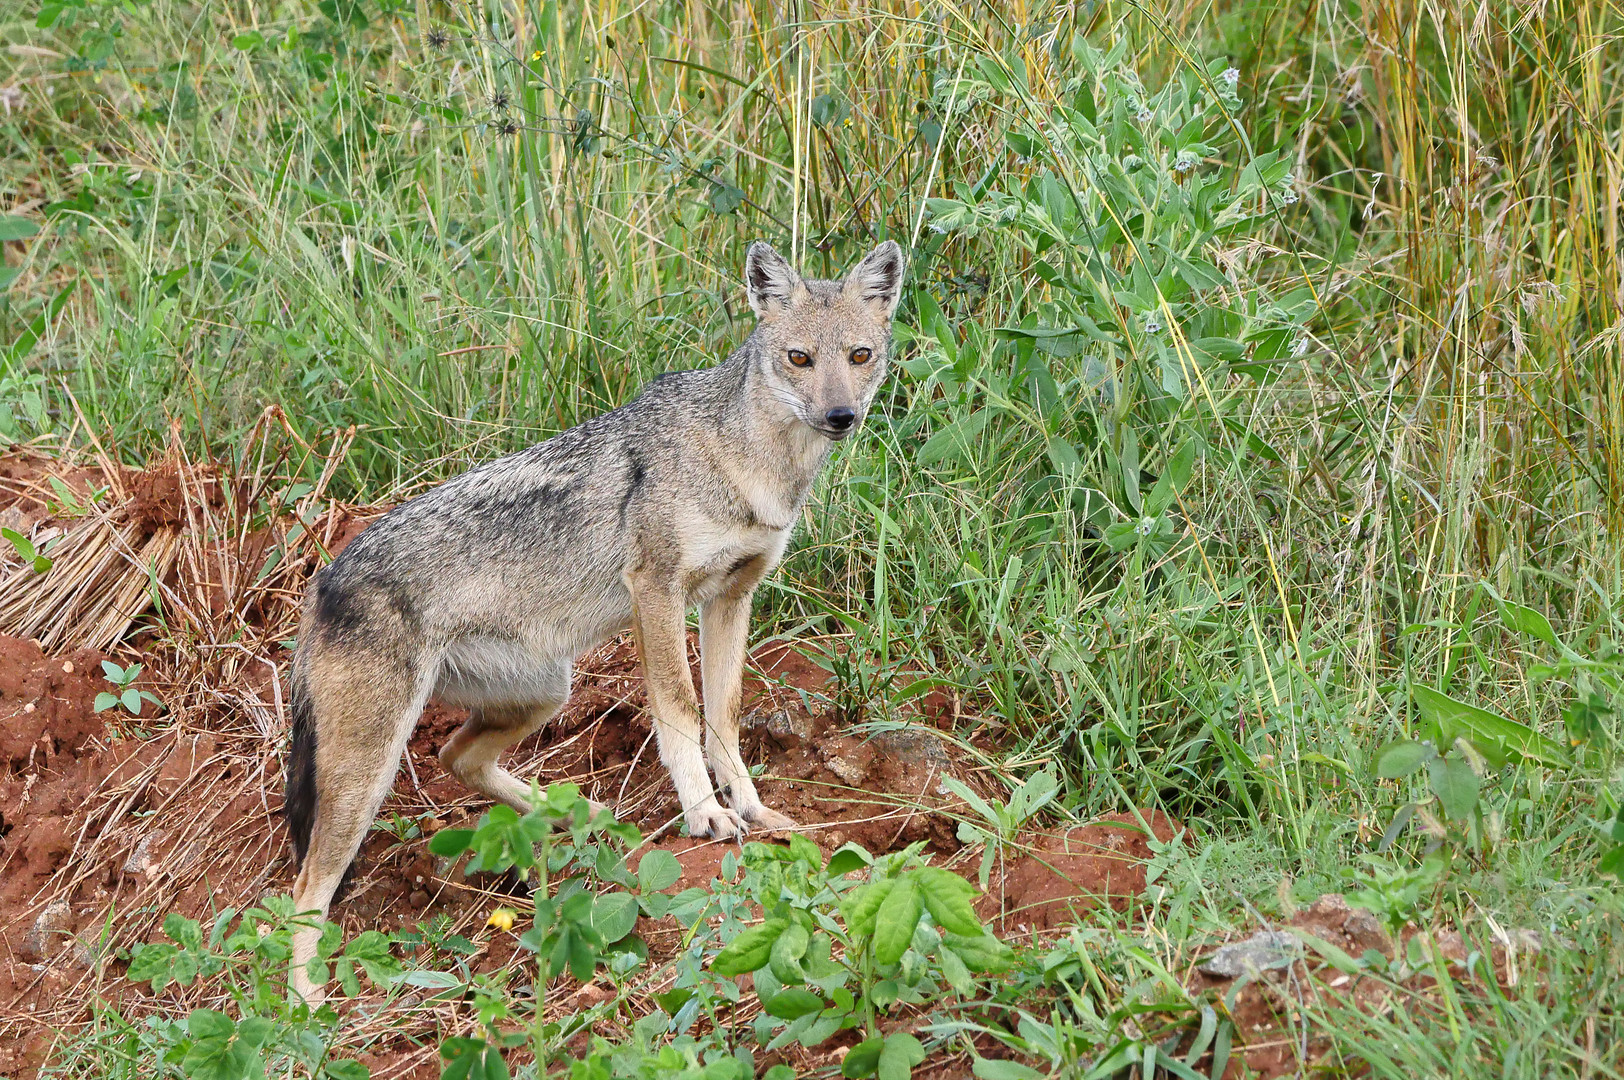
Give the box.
[824,407,856,430]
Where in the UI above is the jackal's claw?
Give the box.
[742,805,798,832]
[687,802,748,841]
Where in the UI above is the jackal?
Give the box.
[282,240,906,998]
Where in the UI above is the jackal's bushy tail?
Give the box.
[285,666,318,868]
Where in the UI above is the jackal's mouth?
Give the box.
[810,421,858,440]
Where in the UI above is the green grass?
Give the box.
[5,0,1624,1074]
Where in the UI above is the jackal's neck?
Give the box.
[714,345,831,507]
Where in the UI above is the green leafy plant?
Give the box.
[940,767,1059,888]
[1374,683,1567,852]
[2,525,52,573]
[94,660,163,716]
[705,838,1013,1080]
[73,898,395,1080]
[425,783,673,1073]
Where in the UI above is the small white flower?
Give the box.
[1136,108,1154,124]
[1281,189,1300,205]
[1174,150,1199,173]
[1221,67,1240,86]
[1145,316,1164,334]
[1135,516,1157,536]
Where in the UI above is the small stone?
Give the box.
[1341,906,1392,953]
[65,938,99,970]
[824,752,868,785]
[122,833,159,876]
[1198,930,1301,979]
[747,708,815,745]
[19,900,72,963]
[61,661,74,674]
[872,726,950,767]
[568,980,613,1007]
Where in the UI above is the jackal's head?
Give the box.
[744,240,906,441]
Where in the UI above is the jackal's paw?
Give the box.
[686,800,748,840]
[741,805,798,832]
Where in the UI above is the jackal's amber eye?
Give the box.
[849,347,872,365]
[788,349,812,367]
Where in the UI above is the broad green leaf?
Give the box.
[938,942,972,994]
[165,913,203,949]
[762,986,825,1019]
[1145,440,1197,515]
[1599,845,1624,879]
[916,868,983,935]
[427,828,476,856]
[1430,755,1481,821]
[972,1060,1043,1080]
[637,849,682,892]
[872,877,922,965]
[592,892,639,942]
[841,878,895,939]
[826,843,872,876]
[711,917,787,977]
[786,833,823,869]
[944,931,1015,973]
[878,1032,927,1080]
[0,216,40,242]
[768,920,810,985]
[842,1037,885,1079]
[1498,600,1558,650]
[1412,685,1568,767]
[1375,740,1432,779]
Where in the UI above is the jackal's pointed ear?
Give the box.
[842,240,907,317]
[744,242,802,318]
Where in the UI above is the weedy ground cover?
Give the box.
[2,0,1623,1075]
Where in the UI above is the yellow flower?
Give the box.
[531,50,543,61]
[486,907,517,932]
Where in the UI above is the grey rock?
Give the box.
[19,899,72,963]
[1198,930,1302,979]
[745,708,815,744]
[122,832,159,876]
[872,726,950,767]
[823,751,869,785]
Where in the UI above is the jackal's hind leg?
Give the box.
[290,667,429,1004]
[438,665,605,815]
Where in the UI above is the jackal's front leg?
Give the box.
[630,578,747,839]
[701,577,796,831]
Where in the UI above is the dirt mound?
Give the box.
[0,612,1000,1076]
[979,811,1182,934]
